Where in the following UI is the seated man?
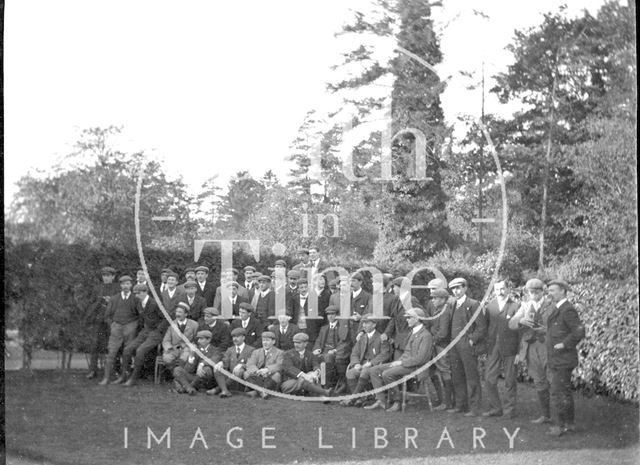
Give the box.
[244,331,283,399]
[313,305,351,390]
[162,302,199,369]
[364,308,433,412]
[172,330,223,395]
[231,302,263,348]
[199,307,232,352]
[281,332,332,397]
[341,314,390,406]
[269,314,299,352]
[210,327,256,397]
[121,284,171,386]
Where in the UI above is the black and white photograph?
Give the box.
[3,1,638,464]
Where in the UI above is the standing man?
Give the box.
[85,266,120,379]
[159,268,171,294]
[215,281,247,318]
[508,278,556,424]
[194,265,215,307]
[121,284,170,386]
[546,279,585,436]
[428,288,455,411]
[483,280,521,418]
[181,280,207,322]
[161,271,184,315]
[447,277,487,417]
[365,308,433,411]
[244,331,284,399]
[99,275,138,385]
[243,266,258,301]
[231,302,263,347]
[255,275,276,329]
[281,333,332,397]
[135,269,147,286]
[349,273,371,341]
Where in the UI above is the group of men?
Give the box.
[84,247,585,437]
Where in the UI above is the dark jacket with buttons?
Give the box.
[547,300,585,369]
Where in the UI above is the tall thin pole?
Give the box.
[478,62,485,245]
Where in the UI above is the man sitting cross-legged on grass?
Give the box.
[209,327,255,397]
[172,330,223,395]
[244,331,283,399]
[280,332,333,397]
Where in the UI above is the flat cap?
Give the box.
[238,302,254,312]
[184,267,195,274]
[161,268,173,274]
[427,278,447,290]
[430,288,450,299]
[183,280,197,289]
[382,273,394,286]
[231,328,247,337]
[547,279,570,291]
[525,278,545,290]
[133,283,148,293]
[405,308,426,319]
[351,272,364,281]
[325,305,339,314]
[100,266,116,275]
[287,270,301,279]
[329,278,340,287]
[297,278,308,285]
[225,281,239,289]
[119,275,133,283]
[448,277,467,289]
[177,301,190,311]
[274,259,287,267]
[361,313,378,322]
[203,307,219,316]
[392,277,409,287]
[196,330,212,339]
[243,265,256,273]
[257,275,271,282]
[261,331,276,340]
[293,332,309,342]
[194,265,209,273]
[166,271,179,279]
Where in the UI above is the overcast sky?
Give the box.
[4,0,613,207]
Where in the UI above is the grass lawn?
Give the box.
[4,370,638,465]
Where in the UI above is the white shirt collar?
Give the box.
[122,291,130,299]
[329,322,337,329]
[556,298,567,308]
[352,288,362,299]
[412,323,424,335]
[236,343,245,352]
[141,295,149,307]
[366,329,376,339]
[456,295,467,306]
[260,288,271,297]
[167,288,175,297]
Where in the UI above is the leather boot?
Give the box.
[303,380,331,397]
[435,378,454,410]
[346,377,358,394]
[539,389,551,419]
[124,367,141,387]
[431,374,443,406]
[98,360,113,386]
[111,371,127,384]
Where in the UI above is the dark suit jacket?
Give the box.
[384,294,421,351]
[180,294,207,322]
[451,296,487,355]
[547,300,585,369]
[213,284,250,308]
[199,321,232,352]
[400,325,433,368]
[222,344,255,371]
[485,298,520,357]
[161,288,186,315]
[255,290,276,329]
[426,301,454,346]
[288,293,324,343]
[282,348,321,381]
[349,330,390,366]
[138,297,169,334]
[269,323,300,352]
[231,316,263,348]
[314,321,351,360]
[184,344,223,375]
[214,294,249,318]
[195,280,216,307]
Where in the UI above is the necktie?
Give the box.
[242,320,247,328]
[179,322,186,333]
[237,347,241,356]
[123,293,130,300]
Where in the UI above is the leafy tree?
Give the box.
[215,171,267,234]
